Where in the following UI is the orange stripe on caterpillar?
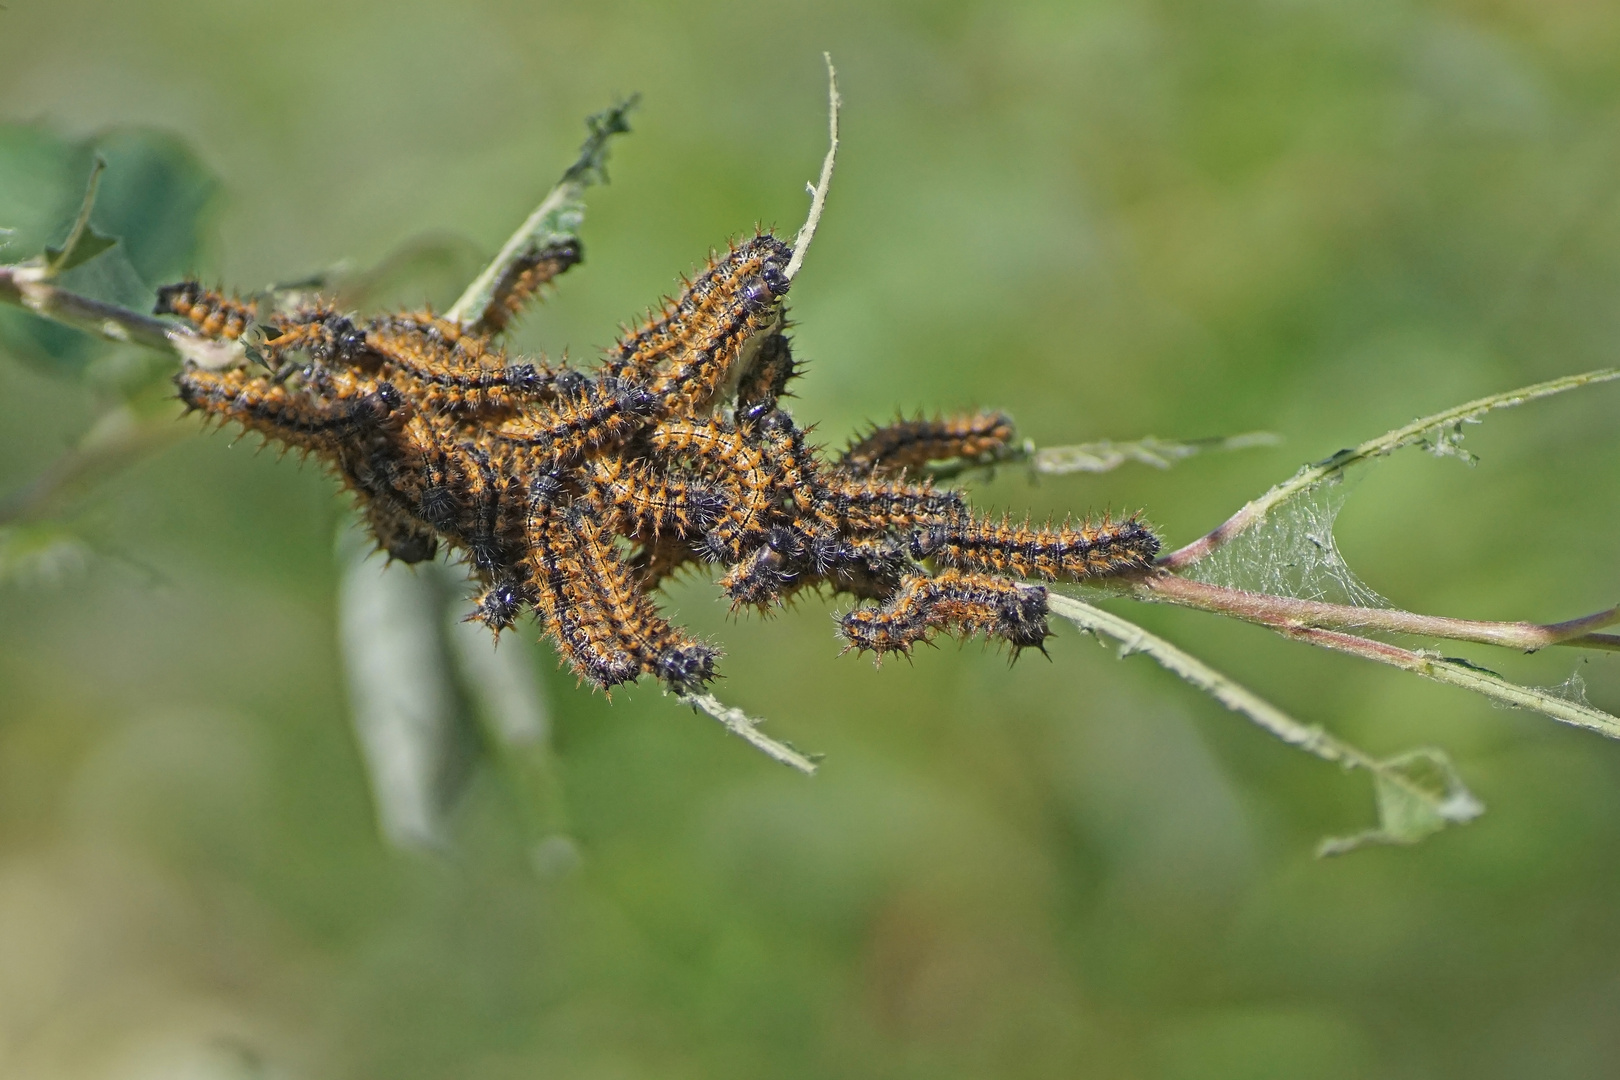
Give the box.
[518,503,638,689]
[842,410,1017,476]
[364,313,563,412]
[913,512,1160,581]
[496,376,659,461]
[581,457,726,538]
[650,418,772,545]
[154,282,255,341]
[814,475,965,534]
[602,234,792,414]
[249,308,374,377]
[565,505,719,690]
[175,365,408,453]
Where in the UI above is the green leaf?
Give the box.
[1318,748,1485,856]
[0,124,219,378]
[43,155,116,275]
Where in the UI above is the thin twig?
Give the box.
[925,431,1278,482]
[1043,592,1486,847]
[1160,367,1620,571]
[1132,573,1620,652]
[784,54,840,283]
[0,263,238,368]
[1046,592,1361,764]
[1279,626,1620,741]
[678,692,819,775]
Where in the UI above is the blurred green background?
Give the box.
[4,0,1620,1077]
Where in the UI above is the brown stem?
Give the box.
[1131,572,1620,652]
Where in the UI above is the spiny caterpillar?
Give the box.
[161,213,1160,692]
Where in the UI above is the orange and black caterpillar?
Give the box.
[163,209,1159,693]
[842,411,1017,477]
[838,570,1052,659]
[912,513,1161,582]
[480,239,583,333]
[155,282,255,341]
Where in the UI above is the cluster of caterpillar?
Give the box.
[161,225,1160,693]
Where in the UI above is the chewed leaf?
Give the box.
[1318,748,1484,856]
[446,97,637,331]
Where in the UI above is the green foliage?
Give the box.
[0,123,216,374]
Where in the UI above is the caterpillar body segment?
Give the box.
[155,282,255,341]
[479,238,584,333]
[842,410,1017,476]
[839,571,1051,659]
[913,513,1160,582]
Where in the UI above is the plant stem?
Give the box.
[678,692,819,774]
[1160,367,1620,571]
[1279,626,1620,740]
[0,263,237,368]
[1132,573,1620,652]
[784,53,841,283]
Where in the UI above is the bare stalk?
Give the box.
[678,693,819,775]
[1131,573,1620,652]
[1278,626,1620,741]
[926,431,1278,482]
[784,54,841,283]
[0,263,238,369]
[1045,592,1358,764]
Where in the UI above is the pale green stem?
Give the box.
[678,692,819,775]
[925,431,1279,482]
[784,54,840,282]
[1043,592,1468,814]
[1160,367,1620,570]
[1280,625,1620,740]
